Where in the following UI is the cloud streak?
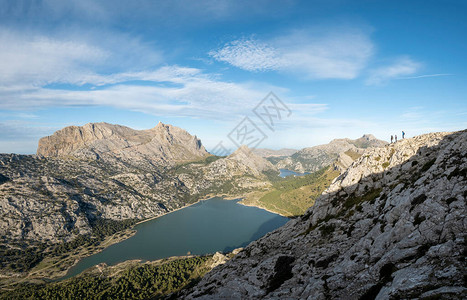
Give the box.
[0,27,163,88]
[209,28,374,79]
[0,65,289,120]
[365,57,422,85]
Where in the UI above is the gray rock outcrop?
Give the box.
[183,130,466,299]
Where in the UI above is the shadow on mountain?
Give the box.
[221,215,289,253]
[180,130,467,299]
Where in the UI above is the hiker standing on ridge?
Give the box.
[391,135,393,143]
[402,131,405,139]
[395,135,398,142]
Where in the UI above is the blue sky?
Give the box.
[0,0,466,154]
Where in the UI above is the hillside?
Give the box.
[182,130,466,299]
[0,123,275,279]
[252,148,298,158]
[276,134,387,173]
[241,167,340,217]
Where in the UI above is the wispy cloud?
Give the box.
[0,65,288,120]
[365,57,422,85]
[209,38,280,71]
[209,28,374,79]
[0,27,163,88]
[396,73,453,80]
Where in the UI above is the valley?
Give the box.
[1,122,465,299]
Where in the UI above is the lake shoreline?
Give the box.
[57,192,284,281]
[7,192,285,285]
[237,200,289,218]
[60,196,288,280]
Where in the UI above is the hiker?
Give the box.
[402,131,405,139]
[391,135,393,143]
[395,135,398,142]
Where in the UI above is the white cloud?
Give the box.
[0,65,288,120]
[209,28,374,79]
[0,28,163,87]
[209,39,280,71]
[365,57,422,85]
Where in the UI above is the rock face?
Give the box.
[225,146,276,175]
[276,134,387,173]
[37,122,208,165]
[183,130,466,299]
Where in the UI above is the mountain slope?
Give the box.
[276,134,387,173]
[252,148,298,158]
[37,122,208,165]
[183,130,466,299]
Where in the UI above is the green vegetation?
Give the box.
[52,219,137,256]
[0,242,47,272]
[344,150,362,161]
[243,167,340,217]
[0,256,211,300]
[343,188,382,210]
[173,155,223,174]
[0,219,136,273]
[300,187,383,236]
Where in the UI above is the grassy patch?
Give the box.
[344,150,362,161]
[343,188,382,210]
[253,167,340,217]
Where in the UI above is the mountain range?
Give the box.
[2,122,462,299]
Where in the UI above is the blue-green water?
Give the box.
[279,168,310,178]
[62,198,288,279]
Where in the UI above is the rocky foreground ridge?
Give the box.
[183,130,466,299]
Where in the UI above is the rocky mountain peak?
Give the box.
[36,122,208,165]
[360,133,376,141]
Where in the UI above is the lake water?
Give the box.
[279,168,310,178]
[62,198,288,279]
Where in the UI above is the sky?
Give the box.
[0,0,466,154]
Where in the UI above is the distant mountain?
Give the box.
[183,130,467,299]
[37,122,208,165]
[276,134,388,173]
[252,148,298,158]
[226,145,276,173]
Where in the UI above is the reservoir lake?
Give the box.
[62,197,289,279]
[279,168,310,178]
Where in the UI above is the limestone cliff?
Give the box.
[37,122,208,165]
[183,130,466,299]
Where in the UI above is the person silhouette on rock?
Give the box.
[391,135,393,143]
[402,131,405,139]
[395,135,398,142]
